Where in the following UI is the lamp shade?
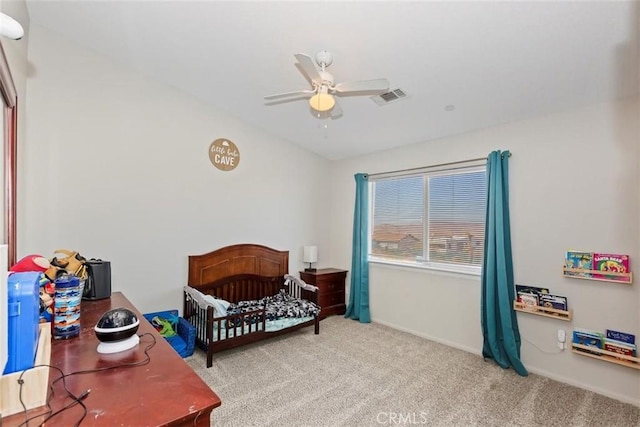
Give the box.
[303,246,318,264]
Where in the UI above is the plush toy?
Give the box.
[39,274,55,322]
[10,254,50,273]
[9,253,65,282]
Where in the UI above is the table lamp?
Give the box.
[303,246,318,272]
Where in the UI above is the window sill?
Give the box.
[369,257,482,277]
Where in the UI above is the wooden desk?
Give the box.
[2,292,221,426]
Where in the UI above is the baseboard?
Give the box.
[372,318,639,408]
[372,318,482,356]
[525,365,640,408]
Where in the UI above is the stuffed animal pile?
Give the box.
[10,250,88,323]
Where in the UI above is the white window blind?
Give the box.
[370,164,487,273]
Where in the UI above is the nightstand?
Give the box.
[300,268,348,319]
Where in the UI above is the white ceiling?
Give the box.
[25,1,639,160]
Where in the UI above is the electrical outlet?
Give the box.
[557,329,566,350]
[557,329,566,342]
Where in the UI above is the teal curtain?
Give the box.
[481,150,528,376]
[345,173,371,323]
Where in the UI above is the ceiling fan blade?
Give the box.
[333,78,390,94]
[264,89,314,100]
[265,97,310,107]
[294,53,322,84]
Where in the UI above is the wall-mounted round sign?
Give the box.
[209,138,240,171]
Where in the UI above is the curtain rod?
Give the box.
[366,152,511,178]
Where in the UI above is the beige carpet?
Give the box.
[185,316,640,427]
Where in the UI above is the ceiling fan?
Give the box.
[264,50,390,118]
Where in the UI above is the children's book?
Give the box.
[515,285,549,296]
[565,251,593,277]
[604,338,637,359]
[517,293,539,309]
[539,294,568,311]
[573,329,604,355]
[515,285,547,307]
[592,253,630,282]
[606,329,635,345]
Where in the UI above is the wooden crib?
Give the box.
[183,243,320,368]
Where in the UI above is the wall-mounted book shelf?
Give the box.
[513,301,572,321]
[562,267,633,284]
[571,343,640,370]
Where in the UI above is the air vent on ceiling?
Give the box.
[371,88,408,106]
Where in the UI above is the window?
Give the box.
[369,164,487,274]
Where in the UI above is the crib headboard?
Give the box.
[188,243,289,287]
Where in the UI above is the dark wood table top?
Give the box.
[2,292,221,426]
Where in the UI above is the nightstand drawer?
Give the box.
[318,291,344,308]
[315,279,343,294]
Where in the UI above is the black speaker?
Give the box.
[83,259,111,300]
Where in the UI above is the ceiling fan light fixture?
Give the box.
[309,93,335,112]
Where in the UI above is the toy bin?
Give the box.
[4,272,41,375]
[143,309,195,358]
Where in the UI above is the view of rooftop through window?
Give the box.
[371,169,487,268]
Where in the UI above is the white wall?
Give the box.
[12,11,640,407]
[21,25,333,313]
[330,96,640,405]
